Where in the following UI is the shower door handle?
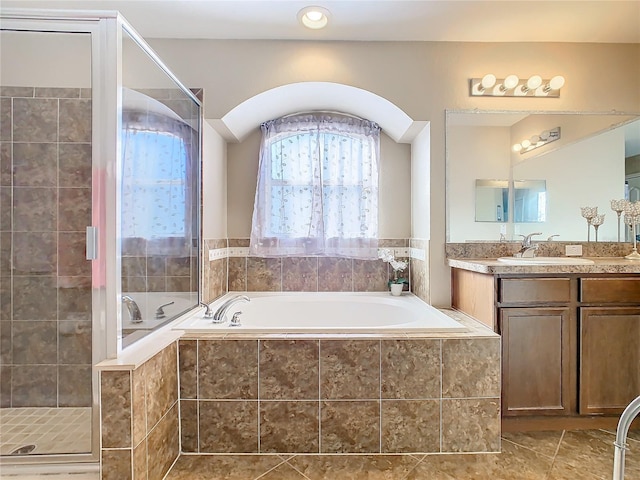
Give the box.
[86,226,98,260]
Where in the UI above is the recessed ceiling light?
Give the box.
[298,6,330,30]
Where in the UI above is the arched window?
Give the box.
[249,112,380,259]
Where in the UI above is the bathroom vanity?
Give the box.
[448,257,640,431]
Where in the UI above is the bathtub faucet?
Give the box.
[212,294,250,324]
[122,295,142,324]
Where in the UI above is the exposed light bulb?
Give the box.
[480,74,496,90]
[526,75,543,90]
[530,135,540,144]
[539,130,550,140]
[503,74,519,90]
[521,139,531,149]
[546,75,565,91]
[512,144,523,152]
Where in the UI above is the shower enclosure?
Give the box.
[0,9,202,469]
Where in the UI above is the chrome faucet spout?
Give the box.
[122,295,143,323]
[212,294,250,323]
[519,232,542,247]
[515,232,542,258]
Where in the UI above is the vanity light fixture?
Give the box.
[470,74,565,97]
[298,6,330,29]
[512,127,561,154]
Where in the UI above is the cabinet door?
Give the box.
[579,307,640,415]
[501,307,572,416]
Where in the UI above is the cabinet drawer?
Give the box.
[580,278,640,303]
[500,278,571,304]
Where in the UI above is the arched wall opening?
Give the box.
[202,81,432,302]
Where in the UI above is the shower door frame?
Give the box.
[0,10,120,465]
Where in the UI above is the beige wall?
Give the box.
[448,126,511,242]
[0,30,91,87]
[202,120,227,239]
[145,40,640,305]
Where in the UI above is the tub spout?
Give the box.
[122,295,142,323]
[212,294,250,323]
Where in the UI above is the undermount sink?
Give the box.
[497,256,595,265]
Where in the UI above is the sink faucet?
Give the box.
[122,295,142,323]
[212,294,250,323]
[516,232,542,258]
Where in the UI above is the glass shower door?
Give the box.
[0,29,93,457]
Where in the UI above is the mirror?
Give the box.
[447,111,640,243]
[514,180,546,223]
[475,179,547,223]
[120,29,201,347]
[475,180,509,222]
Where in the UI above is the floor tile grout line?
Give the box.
[251,454,306,480]
[401,453,427,480]
[283,456,314,480]
[500,437,557,461]
[541,428,567,479]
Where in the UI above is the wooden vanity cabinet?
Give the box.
[498,278,575,417]
[578,278,640,415]
[451,269,640,427]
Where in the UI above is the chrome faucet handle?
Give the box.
[200,302,214,319]
[155,301,175,318]
[230,311,242,327]
[547,234,560,241]
[519,232,542,246]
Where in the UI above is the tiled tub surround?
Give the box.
[226,238,413,293]
[410,238,429,303]
[99,341,179,480]
[178,311,500,455]
[1,87,93,418]
[121,240,198,294]
[202,238,227,303]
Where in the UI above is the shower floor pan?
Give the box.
[0,407,91,456]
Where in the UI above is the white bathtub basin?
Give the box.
[497,256,594,265]
[179,292,467,334]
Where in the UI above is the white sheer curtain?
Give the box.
[121,111,195,256]
[249,112,380,259]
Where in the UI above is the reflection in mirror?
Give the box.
[447,111,640,243]
[120,29,201,347]
[514,180,546,223]
[475,180,509,222]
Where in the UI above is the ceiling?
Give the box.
[2,0,639,43]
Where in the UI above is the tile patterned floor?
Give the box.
[0,407,92,456]
[166,429,640,480]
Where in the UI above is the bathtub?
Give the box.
[179,292,467,334]
[122,291,198,330]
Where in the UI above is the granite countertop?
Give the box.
[448,257,640,275]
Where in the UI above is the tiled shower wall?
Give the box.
[0,86,93,408]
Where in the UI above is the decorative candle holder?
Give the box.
[580,206,598,242]
[610,199,627,242]
[623,201,640,260]
[589,214,605,242]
